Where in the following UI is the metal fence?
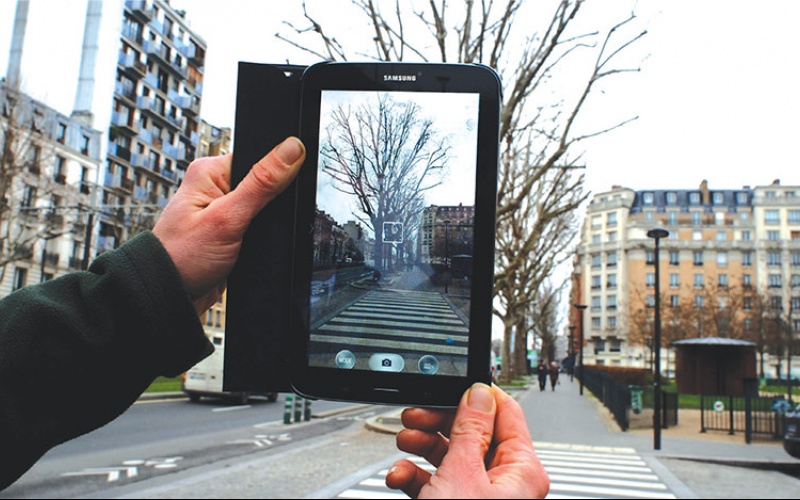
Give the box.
[581,367,631,431]
[700,395,786,443]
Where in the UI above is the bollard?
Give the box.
[284,394,293,425]
[294,395,303,423]
[303,398,312,422]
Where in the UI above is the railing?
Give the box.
[700,394,787,443]
[581,367,631,431]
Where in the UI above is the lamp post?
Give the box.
[443,219,451,293]
[647,226,669,451]
[573,304,588,396]
[568,325,576,382]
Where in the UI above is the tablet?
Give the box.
[291,62,500,407]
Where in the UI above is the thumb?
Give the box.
[228,137,306,222]
[440,383,497,475]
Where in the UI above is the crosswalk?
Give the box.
[335,443,677,499]
[311,290,469,357]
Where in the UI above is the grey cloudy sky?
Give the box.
[2,0,799,196]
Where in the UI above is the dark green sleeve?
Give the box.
[0,232,213,490]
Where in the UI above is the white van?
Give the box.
[182,332,277,405]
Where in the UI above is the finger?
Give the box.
[226,137,305,222]
[385,459,432,499]
[401,407,455,436]
[491,384,533,446]
[436,383,496,479]
[396,429,449,468]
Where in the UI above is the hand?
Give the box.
[386,383,549,499]
[153,138,305,315]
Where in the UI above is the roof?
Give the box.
[672,337,756,347]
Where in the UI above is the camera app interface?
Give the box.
[308,90,480,377]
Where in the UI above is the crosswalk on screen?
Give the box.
[308,90,480,377]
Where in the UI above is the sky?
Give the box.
[1,0,798,198]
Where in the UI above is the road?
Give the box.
[0,395,370,499]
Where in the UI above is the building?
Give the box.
[198,119,231,158]
[101,0,208,252]
[417,204,476,265]
[571,180,800,377]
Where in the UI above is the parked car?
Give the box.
[784,405,800,459]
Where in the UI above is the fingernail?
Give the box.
[387,466,399,476]
[467,383,494,413]
[276,137,305,166]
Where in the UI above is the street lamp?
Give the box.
[443,220,451,293]
[647,226,669,451]
[568,325,576,382]
[573,303,588,396]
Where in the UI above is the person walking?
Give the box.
[549,361,560,392]
[537,361,548,392]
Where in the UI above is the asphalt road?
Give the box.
[0,395,369,499]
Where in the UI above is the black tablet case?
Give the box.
[223,63,307,393]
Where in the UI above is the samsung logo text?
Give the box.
[383,75,417,82]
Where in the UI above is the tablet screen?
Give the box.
[308,90,480,378]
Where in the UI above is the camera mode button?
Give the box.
[368,354,405,372]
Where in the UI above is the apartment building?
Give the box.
[101,0,207,252]
[572,180,800,372]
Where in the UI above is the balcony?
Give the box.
[125,0,153,23]
[69,256,84,270]
[43,252,60,268]
[117,53,146,79]
[111,112,140,135]
[107,142,132,162]
[130,153,152,170]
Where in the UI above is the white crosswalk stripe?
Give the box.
[334,444,676,499]
[311,290,469,357]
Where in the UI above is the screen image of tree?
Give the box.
[309,90,479,377]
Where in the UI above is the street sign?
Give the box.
[383,222,404,243]
[713,400,725,413]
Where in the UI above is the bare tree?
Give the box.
[281,0,646,381]
[320,93,449,272]
[0,87,88,283]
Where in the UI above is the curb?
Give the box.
[137,391,186,402]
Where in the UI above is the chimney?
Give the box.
[6,0,30,91]
[699,179,710,204]
[71,0,103,127]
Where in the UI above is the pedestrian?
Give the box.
[550,361,560,391]
[0,138,549,498]
[537,361,548,392]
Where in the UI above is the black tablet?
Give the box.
[290,62,501,407]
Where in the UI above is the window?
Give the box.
[591,215,602,230]
[793,297,800,311]
[766,191,777,198]
[768,230,781,241]
[591,296,602,311]
[743,296,753,311]
[13,268,28,292]
[594,338,606,354]
[591,276,602,290]
[695,295,704,308]
[607,274,618,289]
[607,252,618,267]
[737,192,749,205]
[56,123,67,143]
[743,274,753,288]
[693,230,703,241]
[792,275,800,288]
[694,274,704,289]
[54,156,66,184]
[670,273,680,289]
[744,318,753,331]
[715,212,725,226]
[591,254,602,268]
[689,192,701,205]
[646,273,655,288]
[646,295,656,308]
[790,210,800,224]
[793,231,800,241]
[592,234,601,244]
[771,297,783,311]
[741,230,751,241]
[608,231,617,243]
[670,251,680,266]
[646,251,655,265]
[592,317,602,330]
[743,252,753,267]
[694,251,704,266]
[713,192,725,205]
[670,295,680,307]
[792,252,800,267]
[716,231,727,241]
[607,317,618,329]
[692,212,702,225]
[607,212,617,227]
[643,193,654,205]
[768,251,782,266]
[22,185,37,208]
[769,274,782,288]
[719,296,729,309]
[765,210,780,225]
[666,192,678,205]
[717,252,728,267]
[718,274,729,288]
[607,295,617,310]
[668,212,678,226]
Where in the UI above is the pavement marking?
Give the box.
[333,444,677,500]
[211,405,251,413]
